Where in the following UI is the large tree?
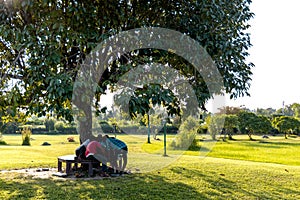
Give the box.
[0,0,254,141]
[272,116,300,139]
[238,111,272,140]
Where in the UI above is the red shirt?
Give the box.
[85,141,105,157]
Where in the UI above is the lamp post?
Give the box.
[147,113,151,143]
[162,119,167,157]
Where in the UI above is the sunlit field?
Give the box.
[0,134,300,199]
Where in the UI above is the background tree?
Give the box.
[238,111,272,140]
[128,83,181,143]
[222,114,239,140]
[272,116,300,139]
[208,114,239,140]
[291,103,300,118]
[0,0,254,141]
[217,106,245,115]
[275,104,293,116]
[238,111,258,140]
[255,115,273,135]
[256,107,276,117]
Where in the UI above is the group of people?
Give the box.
[75,134,128,175]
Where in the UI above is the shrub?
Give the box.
[55,121,66,131]
[169,116,199,150]
[45,119,55,131]
[2,122,19,134]
[0,132,7,145]
[197,123,208,134]
[0,140,7,145]
[207,115,225,140]
[119,125,139,134]
[158,125,178,134]
[99,121,114,133]
[21,127,32,146]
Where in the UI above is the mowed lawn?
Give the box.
[0,134,300,199]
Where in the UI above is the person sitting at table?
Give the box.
[85,140,108,173]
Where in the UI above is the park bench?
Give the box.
[57,155,100,177]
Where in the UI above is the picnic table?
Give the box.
[57,155,99,176]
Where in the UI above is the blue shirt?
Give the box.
[107,138,128,152]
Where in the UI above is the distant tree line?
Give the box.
[202,104,300,140]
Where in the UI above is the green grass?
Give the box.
[0,134,300,199]
[206,135,300,165]
[0,134,79,169]
[0,156,299,199]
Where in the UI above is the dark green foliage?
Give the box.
[0,140,7,145]
[158,125,178,134]
[128,84,181,119]
[208,114,239,140]
[197,125,208,134]
[0,131,6,145]
[238,111,272,140]
[44,119,55,132]
[1,122,19,134]
[272,116,300,139]
[0,0,254,140]
[98,121,114,133]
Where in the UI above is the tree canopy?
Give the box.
[272,116,300,139]
[0,0,254,140]
[238,111,272,140]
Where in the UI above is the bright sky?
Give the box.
[225,0,300,110]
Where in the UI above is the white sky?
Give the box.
[225,0,300,110]
[101,0,300,112]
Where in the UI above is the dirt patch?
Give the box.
[0,168,130,180]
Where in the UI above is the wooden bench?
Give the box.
[57,155,100,177]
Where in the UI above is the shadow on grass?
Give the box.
[169,166,300,199]
[0,174,204,200]
[240,140,300,149]
[0,178,39,199]
[1,167,300,199]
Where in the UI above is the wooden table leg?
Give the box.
[58,159,62,172]
[66,161,72,175]
[88,162,93,176]
[74,163,78,171]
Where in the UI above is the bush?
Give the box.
[0,140,7,145]
[2,122,19,134]
[119,125,139,134]
[45,119,55,131]
[21,127,32,146]
[197,123,208,134]
[169,116,199,150]
[0,132,7,145]
[55,121,66,131]
[207,115,225,140]
[158,125,178,134]
[99,121,115,133]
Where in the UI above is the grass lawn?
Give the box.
[0,134,300,199]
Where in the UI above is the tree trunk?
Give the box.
[147,113,151,143]
[78,107,93,143]
[74,99,93,144]
[285,132,288,139]
[228,133,233,140]
[247,133,253,140]
[246,129,253,141]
